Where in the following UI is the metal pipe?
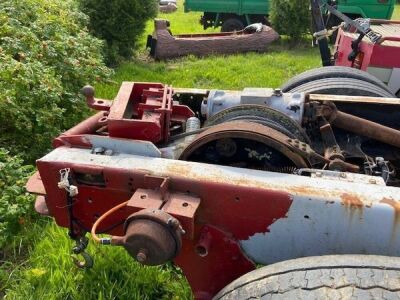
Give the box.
[61,111,106,137]
[332,110,400,149]
[52,111,106,147]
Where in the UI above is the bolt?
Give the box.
[167,217,180,229]
[136,249,147,263]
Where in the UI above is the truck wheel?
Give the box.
[214,255,400,299]
[285,77,394,98]
[281,66,392,95]
[221,18,245,32]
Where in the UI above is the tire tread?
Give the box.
[281,66,392,95]
[214,255,400,300]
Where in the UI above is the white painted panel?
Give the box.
[241,196,400,265]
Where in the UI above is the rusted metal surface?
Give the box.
[320,102,400,149]
[128,188,164,210]
[26,80,400,299]
[148,19,279,60]
[162,192,201,240]
[33,146,400,298]
[205,104,309,142]
[112,209,183,266]
[180,121,310,170]
[309,93,400,105]
[341,193,364,209]
[126,179,201,240]
[333,110,400,149]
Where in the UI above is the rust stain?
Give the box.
[165,163,373,204]
[166,164,194,177]
[380,197,400,242]
[380,198,400,213]
[380,197,400,225]
[340,193,364,223]
[341,193,364,209]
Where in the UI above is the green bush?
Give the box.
[79,0,158,66]
[0,149,35,247]
[0,0,111,162]
[270,0,310,40]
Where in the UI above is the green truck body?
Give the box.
[184,0,395,31]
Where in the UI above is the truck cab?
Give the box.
[184,0,395,32]
[333,0,395,19]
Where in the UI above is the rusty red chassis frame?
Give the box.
[27,82,400,299]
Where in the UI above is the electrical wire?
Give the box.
[91,201,129,245]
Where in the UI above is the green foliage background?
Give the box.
[270,0,310,39]
[79,0,158,65]
[0,149,34,247]
[0,0,111,248]
[0,0,111,162]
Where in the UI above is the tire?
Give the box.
[214,255,400,299]
[221,18,245,32]
[281,66,392,95]
[286,77,394,98]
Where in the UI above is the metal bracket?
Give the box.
[127,175,201,239]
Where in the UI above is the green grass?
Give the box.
[9,3,400,300]
[96,48,320,99]
[2,221,190,300]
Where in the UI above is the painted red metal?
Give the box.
[53,112,107,148]
[33,150,293,298]
[334,21,400,70]
[175,225,255,300]
[27,80,295,299]
[26,171,46,195]
[106,82,195,143]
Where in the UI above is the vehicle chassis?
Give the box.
[27,83,400,299]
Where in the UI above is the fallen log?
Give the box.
[147,19,280,60]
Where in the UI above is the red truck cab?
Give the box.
[334,20,400,96]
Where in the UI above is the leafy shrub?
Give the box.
[0,148,35,247]
[270,0,310,39]
[79,0,158,65]
[0,0,111,162]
